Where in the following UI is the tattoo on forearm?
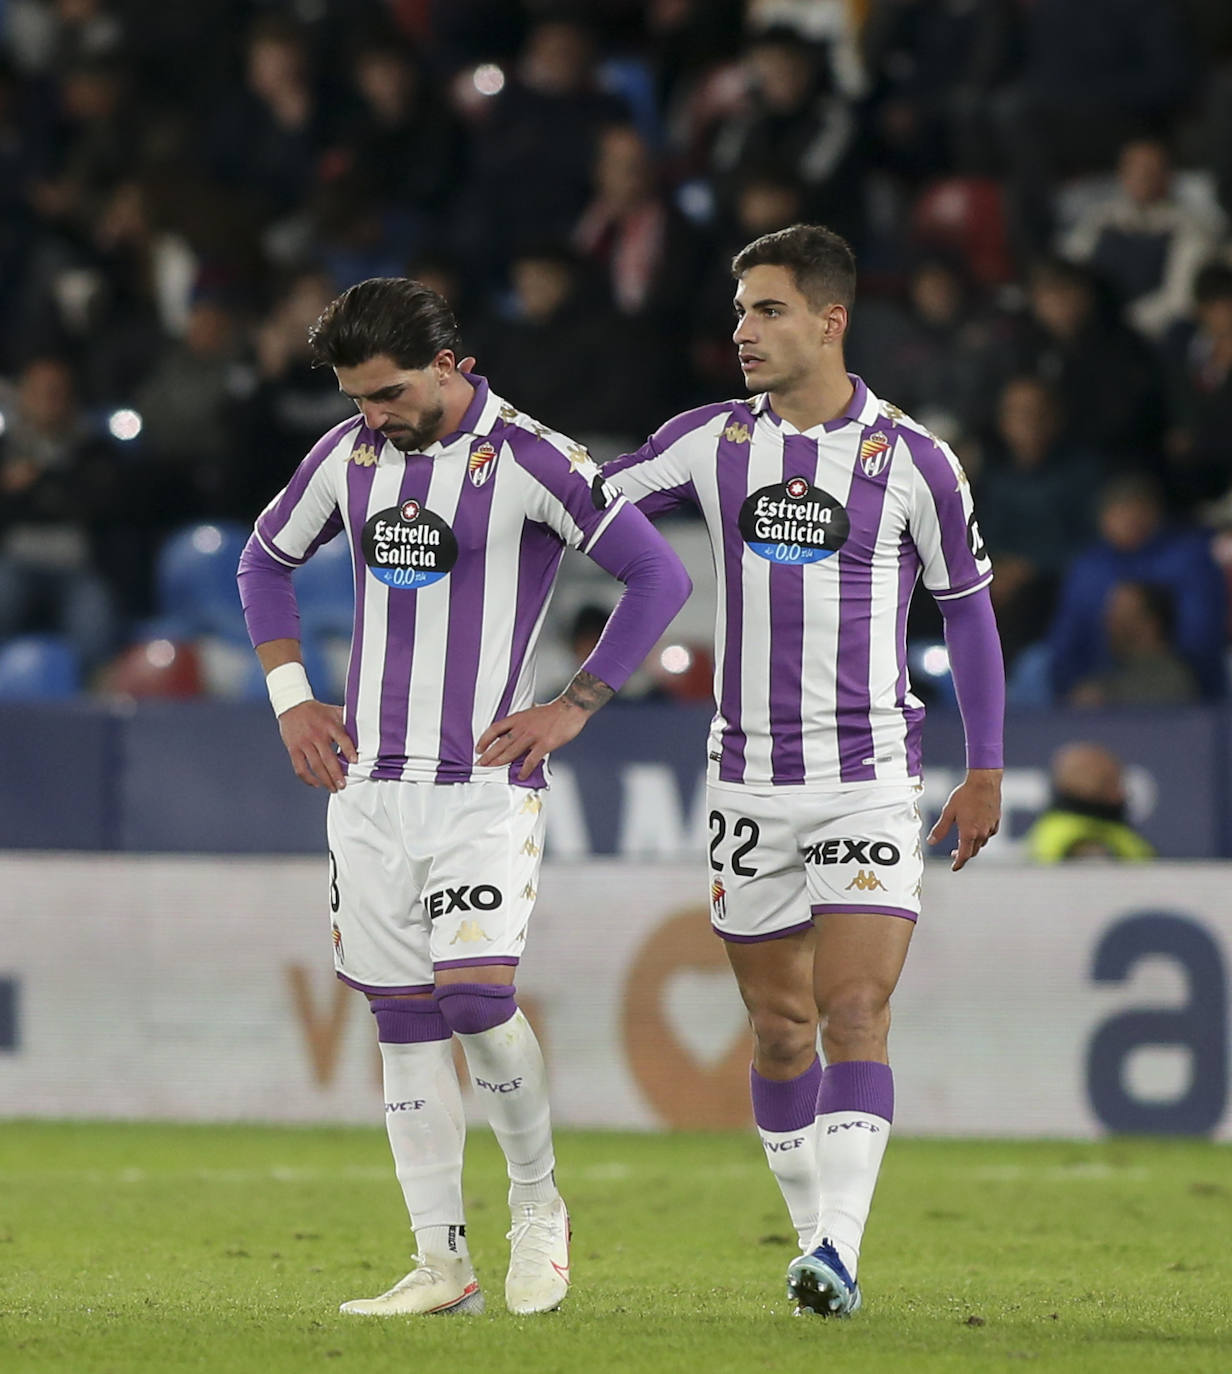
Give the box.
[563,671,615,712]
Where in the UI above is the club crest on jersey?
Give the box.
[349,441,379,467]
[361,502,459,589]
[859,431,891,478]
[468,440,497,487]
[738,480,851,564]
[724,421,751,445]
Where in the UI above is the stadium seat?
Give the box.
[293,534,355,640]
[0,634,82,700]
[98,638,204,699]
[910,177,1014,287]
[155,522,251,644]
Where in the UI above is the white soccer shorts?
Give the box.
[325,778,546,993]
[704,781,924,943]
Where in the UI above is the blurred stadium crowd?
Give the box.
[2,0,1232,710]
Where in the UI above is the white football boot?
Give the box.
[339,1253,484,1316]
[505,1197,571,1314]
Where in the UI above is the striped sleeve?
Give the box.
[603,403,729,518]
[253,418,358,565]
[901,426,993,600]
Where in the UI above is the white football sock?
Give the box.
[758,1122,820,1249]
[456,1009,558,1207]
[812,1109,891,1278]
[378,1038,470,1259]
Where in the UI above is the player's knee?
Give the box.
[747,1003,816,1067]
[369,995,450,1043]
[434,981,518,1035]
[818,984,891,1055]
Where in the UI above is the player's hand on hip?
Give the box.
[927,768,1002,872]
[278,700,358,792]
[475,698,590,781]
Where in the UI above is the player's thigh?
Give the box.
[326,779,432,994]
[812,911,914,1012]
[723,923,817,1029]
[419,782,546,976]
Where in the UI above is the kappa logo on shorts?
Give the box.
[803,839,901,866]
[845,869,887,892]
[426,884,503,920]
[450,920,490,944]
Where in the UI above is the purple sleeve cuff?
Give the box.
[937,587,1005,770]
[577,504,692,692]
[237,533,301,647]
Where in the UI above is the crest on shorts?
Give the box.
[331,922,344,961]
[349,441,379,467]
[468,440,497,487]
[859,431,891,478]
[710,877,727,922]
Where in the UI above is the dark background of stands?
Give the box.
[5,0,1232,828]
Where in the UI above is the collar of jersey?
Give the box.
[751,373,878,435]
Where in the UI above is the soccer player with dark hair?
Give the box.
[603,224,1005,1316]
[237,276,691,1317]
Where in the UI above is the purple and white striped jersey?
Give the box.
[245,375,651,787]
[605,375,994,789]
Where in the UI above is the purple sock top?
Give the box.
[433,982,517,1036]
[817,1060,894,1123]
[750,1058,823,1133]
[370,996,450,1044]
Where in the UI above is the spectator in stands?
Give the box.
[452,17,631,282]
[1165,261,1232,508]
[1001,0,1191,257]
[238,268,354,513]
[132,291,249,518]
[998,258,1166,473]
[708,27,860,243]
[975,376,1098,670]
[846,253,998,445]
[1060,138,1220,341]
[328,36,464,223]
[0,356,120,666]
[468,243,647,444]
[1048,476,1227,701]
[1068,581,1200,706]
[574,122,708,401]
[1024,741,1155,862]
[860,0,1022,182]
[209,16,327,220]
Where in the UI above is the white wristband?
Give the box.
[266,661,314,716]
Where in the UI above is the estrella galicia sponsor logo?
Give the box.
[803,839,901,866]
[361,502,459,589]
[385,1099,426,1112]
[426,883,503,920]
[476,1077,523,1093]
[738,479,850,564]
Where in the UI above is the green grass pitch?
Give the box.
[0,1123,1229,1374]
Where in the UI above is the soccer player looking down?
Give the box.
[603,224,1004,1316]
[237,277,691,1317]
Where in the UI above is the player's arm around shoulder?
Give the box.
[257,638,357,793]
